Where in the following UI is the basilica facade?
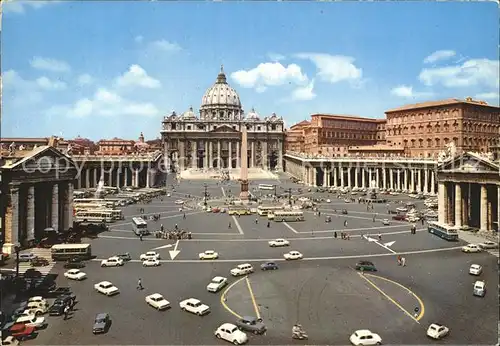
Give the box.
[161,67,285,172]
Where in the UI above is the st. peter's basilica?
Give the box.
[161,66,286,173]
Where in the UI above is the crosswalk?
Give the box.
[18,248,56,276]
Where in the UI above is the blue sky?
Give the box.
[2,1,498,141]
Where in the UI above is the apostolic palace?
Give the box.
[0,67,499,250]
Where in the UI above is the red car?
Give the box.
[392,214,406,221]
[10,323,37,341]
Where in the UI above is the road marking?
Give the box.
[366,237,397,254]
[221,187,226,197]
[306,210,405,224]
[220,276,246,319]
[283,222,299,234]
[109,210,205,228]
[364,273,425,321]
[297,223,406,234]
[357,272,420,324]
[245,277,261,319]
[91,246,463,264]
[169,240,181,260]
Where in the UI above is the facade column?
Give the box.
[389,168,394,190]
[124,168,129,187]
[326,167,331,187]
[333,166,338,187]
[77,173,82,189]
[455,183,463,228]
[146,168,151,188]
[229,141,232,169]
[480,184,488,231]
[376,169,380,188]
[204,141,209,169]
[135,169,140,188]
[354,168,359,188]
[310,166,315,186]
[410,169,415,192]
[192,141,197,169]
[430,170,436,194]
[108,169,113,186]
[323,168,328,187]
[361,168,366,188]
[251,142,255,168]
[85,169,90,189]
[116,168,121,188]
[217,141,221,168]
[179,141,186,171]
[438,182,447,224]
[52,183,59,231]
[93,168,98,187]
[424,170,429,194]
[64,182,74,230]
[382,169,386,189]
[236,142,240,168]
[27,185,35,241]
[8,185,20,246]
[347,168,352,188]
[262,142,268,169]
[277,139,283,171]
[403,170,408,191]
[340,167,345,187]
[417,169,422,193]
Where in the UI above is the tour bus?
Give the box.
[132,217,148,236]
[74,210,114,223]
[273,210,305,222]
[427,221,459,241]
[51,243,92,261]
[257,205,284,216]
[228,206,251,216]
[74,203,112,211]
[74,199,116,208]
[258,184,275,191]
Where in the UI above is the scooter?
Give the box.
[292,331,308,340]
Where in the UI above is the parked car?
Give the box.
[215,323,248,345]
[260,262,279,271]
[15,315,46,329]
[30,257,49,267]
[355,261,377,272]
[49,296,73,316]
[64,269,87,280]
[426,323,449,339]
[63,258,85,269]
[9,323,37,341]
[92,313,111,334]
[1,336,19,346]
[235,316,266,335]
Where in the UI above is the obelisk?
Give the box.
[239,124,249,201]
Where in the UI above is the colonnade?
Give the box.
[74,166,160,189]
[438,181,499,232]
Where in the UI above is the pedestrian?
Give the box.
[372,216,375,222]
[183,213,186,219]
[344,220,347,227]
[63,305,70,320]
[401,257,406,266]
[255,218,258,224]
[421,218,424,225]
[378,233,382,241]
[318,211,321,217]
[137,278,143,290]
[228,222,232,229]
[139,233,143,241]
[397,255,402,266]
[160,224,164,232]
[347,234,350,240]
[267,221,270,228]
[334,231,337,239]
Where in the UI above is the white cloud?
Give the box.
[30,56,71,72]
[77,74,93,86]
[296,53,362,84]
[390,85,433,99]
[231,62,308,92]
[114,64,161,89]
[150,39,181,52]
[45,87,160,118]
[268,53,285,62]
[2,0,59,14]
[423,50,456,64]
[419,58,499,89]
[36,76,67,90]
[475,92,499,101]
[135,35,144,43]
[291,80,316,101]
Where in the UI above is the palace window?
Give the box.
[187,125,191,130]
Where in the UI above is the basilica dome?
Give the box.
[201,66,242,109]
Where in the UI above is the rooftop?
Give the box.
[386,97,498,113]
[311,114,386,123]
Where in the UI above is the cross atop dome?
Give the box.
[216,64,227,84]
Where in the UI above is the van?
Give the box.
[16,315,47,329]
[230,263,254,276]
[473,281,486,297]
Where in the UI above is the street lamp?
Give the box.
[203,183,208,207]
[14,243,21,278]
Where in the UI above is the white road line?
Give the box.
[283,222,299,234]
[232,216,244,235]
[299,224,407,234]
[221,187,226,197]
[305,210,405,224]
[367,238,397,254]
[90,246,464,264]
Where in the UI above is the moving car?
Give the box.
[215,323,248,345]
[473,280,486,297]
[462,244,482,253]
[199,250,219,260]
[145,293,170,310]
[18,253,36,262]
[206,276,228,293]
[426,323,449,339]
[349,329,382,345]
[8,323,37,341]
[284,251,303,260]
[469,264,482,276]
[64,269,87,280]
[260,261,279,270]
[49,296,73,316]
[175,200,184,205]
[230,264,254,276]
[235,316,266,335]
[392,214,406,221]
[179,298,210,316]
[30,257,49,267]
[94,281,120,296]
[140,251,160,261]
[382,219,390,226]
[115,253,132,261]
[355,261,377,272]
[479,241,498,249]
[268,238,289,247]
[101,256,124,267]
[92,313,111,334]
[143,258,160,267]
[63,258,85,269]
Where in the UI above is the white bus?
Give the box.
[74,203,112,211]
[132,217,148,236]
[51,243,92,261]
[257,205,284,216]
[273,210,305,222]
[75,210,114,223]
[258,184,275,191]
[74,199,115,208]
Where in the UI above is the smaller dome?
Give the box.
[246,107,260,121]
[181,106,197,120]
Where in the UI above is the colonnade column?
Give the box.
[333,167,338,187]
[146,167,151,188]
[411,170,415,192]
[124,168,129,187]
[229,141,232,169]
[93,168,98,187]
[340,167,345,187]
[455,184,462,228]
[27,185,35,241]
[192,141,197,169]
[85,170,90,188]
[438,182,447,224]
[204,142,209,169]
[424,170,429,194]
[9,185,20,245]
[397,170,401,190]
[361,169,366,188]
[347,168,352,188]
[251,142,255,168]
[354,168,359,188]
[480,185,488,231]
[77,174,82,189]
[236,142,240,168]
[430,171,436,194]
[310,166,315,186]
[52,183,59,231]
[277,139,283,171]
[135,169,140,188]
[116,168,121,188]
[323,168,328,187]
[262,143,268,169]
[64,182,74,230]
[379,169,383,189]
[217,141,221,168]
[417,170,422,193]
[389,168,394,190]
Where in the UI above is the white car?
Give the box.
[382,219,390,226]
[479,241,498,249]
[207,276,228,293]
[64,269,87,280]
[349,329,382,345]
[326,199,331,203]
[462,244,482,253]
[21,303,48,316]
[426,323,449,339]
[199,250,219,260]
[175,200,184,205]
[1,336,19,346]
[15,315,46,328]
[284,251,303,260]
[145,293,170,310]
[268,238,290,247]
[94,281,120,296]
[215,323,248,345]
[143,258,161,267]
[469,264,483,275]
[28,296,47,306]
[179,298,210,316]
[101,256,124,267]
[140,251,161,260]
[230,263,254,277]
[167,193,171,197]
[473,280,486,297]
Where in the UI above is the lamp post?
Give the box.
[203,183,208,208]
[14,244,21,278]
[286,188,293,206]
